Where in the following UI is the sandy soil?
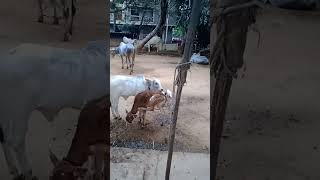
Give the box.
[110,54,210,153]
[216,9,320,180]
[0,0,107,179]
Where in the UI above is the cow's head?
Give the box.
[125,109,138,123]
[146,78,163,91]
[111,48,118,58]
[49,150,87,180]
[165,89,173,98]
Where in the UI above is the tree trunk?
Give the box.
[165,0,202,179]
[210,0,256,179]
[136,0,168,50]
[137,8,147,38]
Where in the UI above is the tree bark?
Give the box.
[165,0,202,180]
[136,0,168,50]
[210,0,256,179]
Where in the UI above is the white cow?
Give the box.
[110,75,163,119]
[0,40,108,180]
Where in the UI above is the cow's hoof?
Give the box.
[122,67,124,69]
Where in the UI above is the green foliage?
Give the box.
[172,26,184,37]
[172,0,210,50]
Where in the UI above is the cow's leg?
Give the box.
[138,109,143,124]
[53,7,59,25]
[129,56,134,75]
[13,141,34,180]
[11,110,37,180]
[112,97,121,120]
[69,0,76,35]
[131,55,134,68]
[63,6,72,41]
[126,56,129,69]
[110,98,119,119]
[120,56,124,69]
[69,14,74,35]
[141,110,146,128]
[37,0,44,23]
[1,143,19,177]
[90,145,105,179]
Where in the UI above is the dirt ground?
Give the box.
[216,9,320,180]
[0,0,106,179]
[110,54,210,153]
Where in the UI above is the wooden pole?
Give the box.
[165,0,202,179]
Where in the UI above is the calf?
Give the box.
[125,90,170,128]
[49,95,108,180]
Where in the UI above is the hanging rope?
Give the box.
[172,62,192,98]
[210,1,260,78]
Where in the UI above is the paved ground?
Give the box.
[110,147,210,180]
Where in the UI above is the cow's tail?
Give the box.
[0,125,4,143]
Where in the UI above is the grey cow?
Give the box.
[111,42,136,75]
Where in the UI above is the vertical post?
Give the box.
[165,0,201,179]
[165,81,184,180]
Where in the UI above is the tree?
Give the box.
[136,0,169,50]
[173,0,210,54]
